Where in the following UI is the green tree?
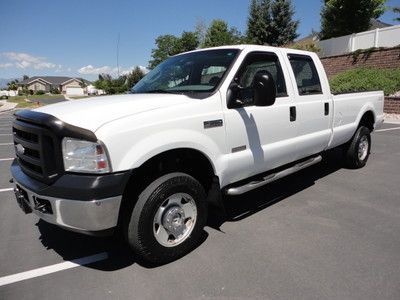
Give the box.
[247,0,272,45]
[148,32,199,69]
[126,66,145,89]
[78,78,87,88]
[320,0,387,40]
[174,31,200,53]
[246,0,298,46]
[270,0,299,46]
[203,19,244,48]
[7,79,18,91]
[149,35,179,69]
[22,75,29,80]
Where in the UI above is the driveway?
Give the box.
[0,111,399,300]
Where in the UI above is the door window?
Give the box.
[233,52,287,105]
[288,54,322,95]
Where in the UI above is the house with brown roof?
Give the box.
[17,76,90,94]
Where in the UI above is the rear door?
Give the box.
[285,53,332,159]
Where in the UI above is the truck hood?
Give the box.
[34,94,193,132]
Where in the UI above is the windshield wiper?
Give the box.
[144,89,177,94]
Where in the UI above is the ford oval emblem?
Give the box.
[16,144,25,155]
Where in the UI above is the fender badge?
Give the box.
[204,119,223,129]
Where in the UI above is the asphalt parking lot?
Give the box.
[0,110,399,300]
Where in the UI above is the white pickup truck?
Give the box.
[11,45,384,264]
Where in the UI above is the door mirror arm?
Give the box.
[227,82,245,109]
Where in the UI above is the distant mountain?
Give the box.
[0,78,17,89]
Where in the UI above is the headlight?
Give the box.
[62,138,111,174]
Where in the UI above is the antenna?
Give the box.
[117,33,120,77]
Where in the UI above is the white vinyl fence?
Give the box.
[318,25,400,57]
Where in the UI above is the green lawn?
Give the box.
[69,95,90,99]
[8,97,44,109]
[10,94,64,101]
[8,94,64,108]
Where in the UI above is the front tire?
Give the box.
[126,172,207,264]
[344,126,371,169]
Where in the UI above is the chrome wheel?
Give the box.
[358,135,369,161]
[153,193,197,247]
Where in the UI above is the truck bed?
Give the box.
[328,91,384,149]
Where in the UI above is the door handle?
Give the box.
[290,106,296,122]
[324,102,329,116]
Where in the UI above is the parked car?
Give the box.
[10,45,384,264]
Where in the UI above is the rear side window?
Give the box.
[288,54,322,95]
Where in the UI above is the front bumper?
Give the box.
[11,159,130,235]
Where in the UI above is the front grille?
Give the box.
[13,127,39,143]
[13,119,62,184]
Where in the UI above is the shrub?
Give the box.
[289,41,320,53]
[50,87,60,94]
[329,68,400,96]
[35,90,45,95]
[18,88,29,96]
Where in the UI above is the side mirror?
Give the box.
[253,72,276,107]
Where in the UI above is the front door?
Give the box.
[223,51,298,185]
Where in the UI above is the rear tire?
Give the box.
[125,172,207,265]
[344,126,371,169]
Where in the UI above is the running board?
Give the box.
[224,155,322,196]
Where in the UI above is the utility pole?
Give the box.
[117,33,120,78]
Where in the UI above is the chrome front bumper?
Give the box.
[13,180,122,234]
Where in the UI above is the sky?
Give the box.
[0,0,399,80]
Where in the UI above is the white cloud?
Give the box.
[121,65,149,75]
[0,63,13,68]
[78,64,149,76]
[1,52,59,70]
[78,65,115,75]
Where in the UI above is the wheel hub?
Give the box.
[162,206,186,237]
[153,193,197,247]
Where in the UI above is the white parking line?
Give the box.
[0,252,108,287]
[376,126,400,132]
[0,143,13,146]
[0,188,13,192]
[0,158,14,161]
[0,134,12,136]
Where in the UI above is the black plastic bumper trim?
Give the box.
[11,159,131,201]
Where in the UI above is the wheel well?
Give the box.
[359,111,375,132]
[122,148,216,203]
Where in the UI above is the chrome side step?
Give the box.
[224,155,322,196]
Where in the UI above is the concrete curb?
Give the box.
[384,113,400,125]
[385,120,400,125]
[0,101,17,113]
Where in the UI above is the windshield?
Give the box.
[132,49,239,94]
